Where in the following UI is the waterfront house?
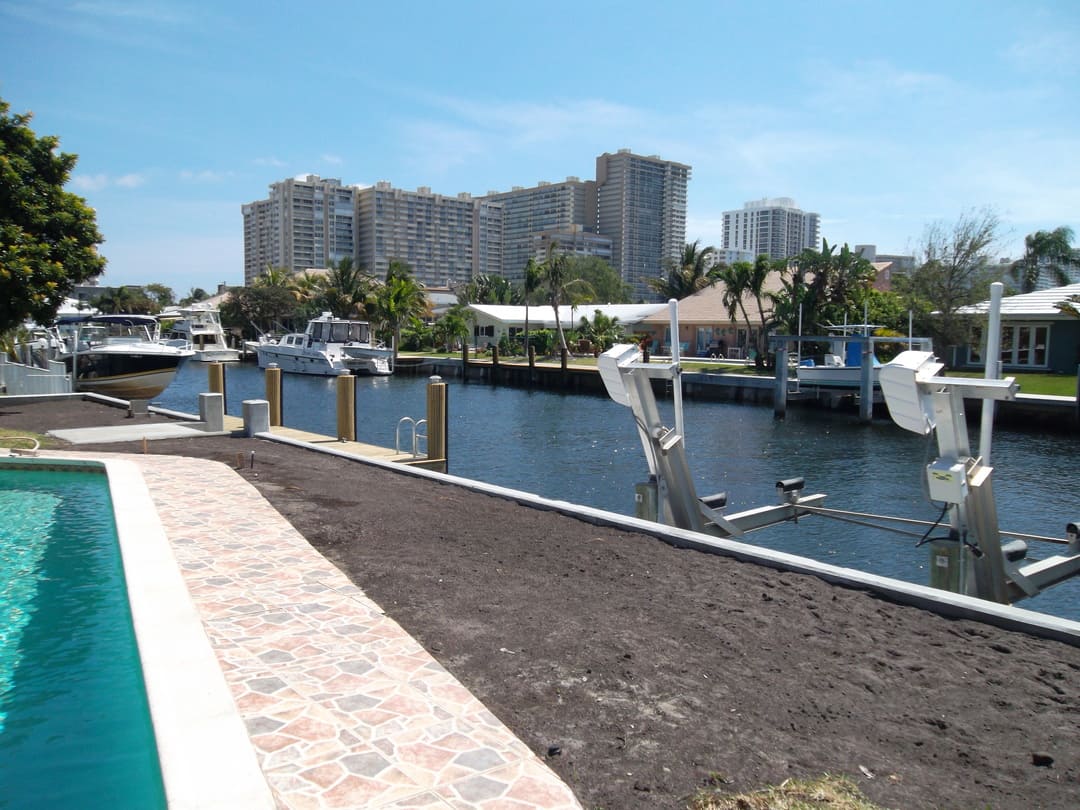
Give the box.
[953,283,1080,374]
[638,273,784,358]
[466,303,666,349]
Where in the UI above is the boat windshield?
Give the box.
[314,321,369,343]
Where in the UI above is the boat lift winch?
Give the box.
[598,300,825,538]
[600,296,1080,607]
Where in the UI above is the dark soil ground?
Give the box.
[4,397,1080,809]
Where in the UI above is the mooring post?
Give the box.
[461,343,469,367]
[427,375,448,470]
[265,364,282,426]
[336,373,355,441]
[859,335,874,422]
[1075,363,1079,426]
[528,344,535,368]
[207,361,226,409]
[774,346,788,419]
[491,345,499,367]
[560,347,568,371]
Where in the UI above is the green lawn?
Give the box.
[950,370,1078,397]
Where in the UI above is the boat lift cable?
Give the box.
[794,504,1073,547]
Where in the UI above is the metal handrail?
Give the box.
[395,417,428,458]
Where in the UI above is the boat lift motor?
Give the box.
[879,350,1080,604]
[597,300,825,538]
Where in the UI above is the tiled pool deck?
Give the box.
[115,452,582,809]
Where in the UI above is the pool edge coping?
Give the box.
[72,455,276,810]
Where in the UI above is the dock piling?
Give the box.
[265,364,282,426]
[207,362,225,404]
[774,347,788,419]
[426,375,448,470]
[336,373,355,441]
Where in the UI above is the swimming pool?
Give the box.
[0,461,166,809]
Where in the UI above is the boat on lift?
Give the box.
[52,314,194,400]
[796,323,884,388]
[255,312,392,376]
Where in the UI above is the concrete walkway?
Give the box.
[121,452,581,809]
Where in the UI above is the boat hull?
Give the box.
[797,367,880,388]
[256,346,348,376]
[70,352,185,399]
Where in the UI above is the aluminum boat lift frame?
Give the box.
[598,300,824,538]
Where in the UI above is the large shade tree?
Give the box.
[0,97,106,332]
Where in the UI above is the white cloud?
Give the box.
[320,153,343,166]
[179,169,230,183]
[253,156,287,168]
[72,173,110,191]
[115,173,145,188]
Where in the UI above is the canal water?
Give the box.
[156,361,1080,621]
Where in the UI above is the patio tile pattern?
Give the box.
[128,454,582,809]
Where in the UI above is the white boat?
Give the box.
[796,324,882,388]
[160,306,241,362]
[53,314,194,400]
[255,312,392,376]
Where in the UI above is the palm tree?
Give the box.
[522,257,542,356]
[647,240,717,300]
[320,257,376,319]
[254,264,292,288]
[539,243,593,355]
[372,260,429,363]
[1010,227,1077,293]
[577,310,623,352]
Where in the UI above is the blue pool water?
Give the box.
[0,464,166,810]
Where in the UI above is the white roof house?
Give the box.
[956,283,1080,318]
[467,303,666,346]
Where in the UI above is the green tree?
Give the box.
[179,287,210,306]
[433,306,470,351]
[219,285,297,339]
[1009,227,1077,293]
[91,285,156,314]
[456,274,520,305]
[254,264,292,289]
[577,309,624,352]
[144,283,175,311]
[717,255,777,367]
[539,243,594,354]
[647,240,717,300]
[372,260,429,362]
[567,256,629,303]
[0,97,106,331]
[893,208,1001,353]
[522,257,543,356]
[319,257,376,318]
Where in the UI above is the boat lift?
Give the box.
[600,297,1080,607]
[598,300,825,538]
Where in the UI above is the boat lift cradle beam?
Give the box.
[880,349,1080,604]
[598,301,823,538]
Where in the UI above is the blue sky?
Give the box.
[2,1,1077,295]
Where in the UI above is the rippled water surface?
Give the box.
[158,362,1080,620]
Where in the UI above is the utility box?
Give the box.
[926,459,968,504]
[634,479,658,522]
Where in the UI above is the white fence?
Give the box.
[0,355,71,395]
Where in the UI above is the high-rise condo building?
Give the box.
[596,150,690,301]
[721,197,820,261]
[483,178,598,284]
[242,175,359,285]
[356,183,503,288]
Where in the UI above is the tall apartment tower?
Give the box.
[721,197,820,261]
[483,178,598,284]
[596,149,690,301]
[356,183,503,288]
[241,175,359,285]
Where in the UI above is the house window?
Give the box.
[997,323,1049,368]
